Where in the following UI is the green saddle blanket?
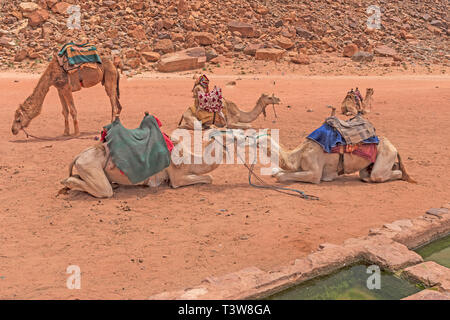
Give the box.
[104,114,171,184]
[58,42,102,66]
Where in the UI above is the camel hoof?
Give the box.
[63,132,70,136]
[271,167,282,177]
[72,131,81,137]
[57,187,70,195]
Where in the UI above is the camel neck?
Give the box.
[268,137,303,171]
[238,96,267,123]
[21,63,53,120]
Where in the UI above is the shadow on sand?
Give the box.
[9,131,99,143]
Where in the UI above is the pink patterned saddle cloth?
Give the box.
[197,86,223,113]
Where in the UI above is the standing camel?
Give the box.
[341,88,374,116]
[259,131,415,184]
[11,53,121,136]
[178,93,280,130]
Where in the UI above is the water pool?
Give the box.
[415,234,450,268]
[267,264,421,300]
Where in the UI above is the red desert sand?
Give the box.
[0,72,449,299]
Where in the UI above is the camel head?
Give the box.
[366,88,374,97]
[259,93,281,117]
[11,106,30,135]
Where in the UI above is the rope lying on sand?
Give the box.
[21,128,97,141]
[211,130,319,200]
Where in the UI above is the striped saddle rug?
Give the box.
[57,42,102,72]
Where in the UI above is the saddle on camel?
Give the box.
[61,113,234,198]
[11,41,122,137]
[265,110,414,185]
[307,114,379,175]
[57,42,103,91]
[185,74,227,128]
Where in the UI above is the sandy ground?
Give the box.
[0,71,449,299]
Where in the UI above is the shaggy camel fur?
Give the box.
[178,93,280,130]
[60,134,233,198]
[341,88,374,116]
[259,131,415,184]
[11,53,121,136]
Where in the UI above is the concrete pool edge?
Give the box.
[149,208,450,300]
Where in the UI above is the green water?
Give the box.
[415,234,450,268]
[267,264,421,300]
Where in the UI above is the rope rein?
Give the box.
[21,128,96,141]
[211,130,319,200]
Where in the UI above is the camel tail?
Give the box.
[116,69,120,100]
[397,153,416,183]
[68,154,80,177]
[115,69,123,115]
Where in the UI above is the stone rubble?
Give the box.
[0,0,447,72]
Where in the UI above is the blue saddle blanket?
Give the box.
[307,123,379,153]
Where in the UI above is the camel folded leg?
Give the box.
[178,109,196,130]
[275,170,322,184]
[227,122,252,129]
[169,174,213,188]
[61,147,113,198]
[368,138,402,183]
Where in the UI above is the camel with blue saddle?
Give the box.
[260,112,415,184]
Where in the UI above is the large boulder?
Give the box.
[51,2,70,14]
[14,48,28,62]
[128,26,147,41]
[227,21,257,38]
[291,54,310,65]
[141,51,160,63]
[296,27,315,40]
[154,39,174,54]
[374,45,397,57]
[157,47,206,72]
[19,2,40,12]
[351,51,374,62]
[276,36,294,50]
[26,9,49,27]
[343,44,359,57]
[243,43,263,56]
[255,48,285,61]
[192,32,215,45]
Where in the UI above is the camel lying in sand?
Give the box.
[61,134,232,198]
[341,88,374,116]
[178,93,280,130]
[11,53,121,137]
[258,131,415,184]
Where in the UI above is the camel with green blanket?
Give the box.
[60,131,235,198]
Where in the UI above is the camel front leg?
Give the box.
[170,174,213,188]
[275,170,321,184]
[178,109,196,130]
[57,89,70,136]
